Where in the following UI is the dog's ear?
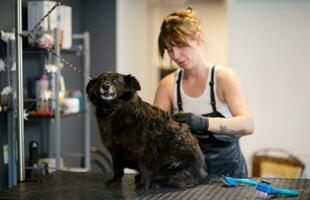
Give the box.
[86,78,96,95]
[124,74,141,91]
[86,78,97,102]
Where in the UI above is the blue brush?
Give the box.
[223,176,257,186]
[256,181,299,198]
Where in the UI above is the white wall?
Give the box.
[227,0,310,177]
[116,0,156,103]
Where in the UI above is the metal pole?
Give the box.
[15,0,25,182]
[72,32,91,171]
[7,36,17,187]
[84,32,91,171]
[54,28,61,170]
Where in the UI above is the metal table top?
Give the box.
[0,171,309,200]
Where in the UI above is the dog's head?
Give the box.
[86,72,141,107]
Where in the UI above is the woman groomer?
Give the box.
[154,7,254,177]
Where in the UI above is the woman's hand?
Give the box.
[172,113,209,134]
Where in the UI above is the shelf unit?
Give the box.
[1,31,91,189]
[23,30,91,172]
[1,0,94,189]
[52,30,91,172]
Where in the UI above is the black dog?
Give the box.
[86,72,207,190]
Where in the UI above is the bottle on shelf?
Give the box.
[35,75,49,112]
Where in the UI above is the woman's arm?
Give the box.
[208,66,254,137]
[153,73,175,113]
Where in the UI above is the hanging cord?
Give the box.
[20,0,91,81]
[21,0,63,37]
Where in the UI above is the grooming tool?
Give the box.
[255,181,299,199]
[223,176,257,186]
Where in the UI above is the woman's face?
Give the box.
[165,39,200,70]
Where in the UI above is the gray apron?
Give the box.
[176,65,248,177]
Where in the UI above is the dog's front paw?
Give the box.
[135,182,149,193]
[135,174,142,184]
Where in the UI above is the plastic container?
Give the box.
[36,75,49,111]
[63,97,79,114]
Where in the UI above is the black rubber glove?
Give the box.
[172,112,209,135]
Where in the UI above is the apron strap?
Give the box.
[176,70,183,112]
[176,65,217,113]
[209,65,217,113]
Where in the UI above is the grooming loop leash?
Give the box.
[20,0,91,80]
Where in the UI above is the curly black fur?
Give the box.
[86,72,207,190]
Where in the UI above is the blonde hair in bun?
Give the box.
[158,7,204,59]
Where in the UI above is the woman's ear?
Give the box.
[124,74,141,91]
[195,32,204,45]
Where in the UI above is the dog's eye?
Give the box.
[113,78,121,83]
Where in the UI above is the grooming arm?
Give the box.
[173,113,209,135]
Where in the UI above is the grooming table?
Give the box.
[0,171,309,200]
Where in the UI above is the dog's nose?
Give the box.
[101,83,110,90]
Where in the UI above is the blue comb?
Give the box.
[256,181,299,198]
[223,176,257,186]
